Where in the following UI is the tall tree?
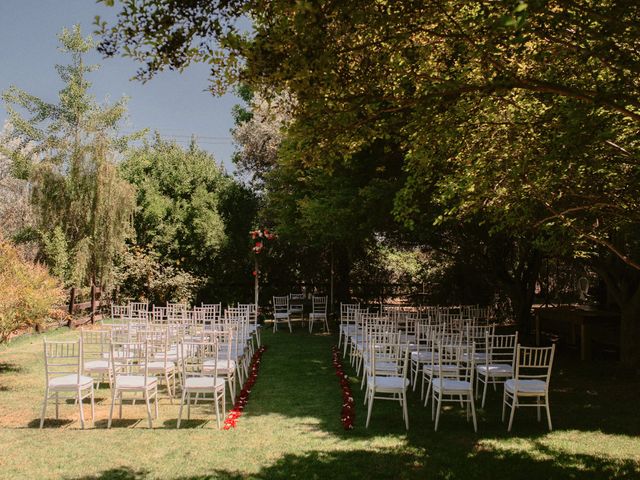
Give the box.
[99,1,640,365]
[2,25,137,289]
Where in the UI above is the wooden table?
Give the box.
[533,306,619,360]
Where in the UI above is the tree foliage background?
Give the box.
[97,0,640,366]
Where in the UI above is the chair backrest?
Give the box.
[368,331,405,378]
[180,340,220,383]
[312,295,327,314]
[111,304,130,319]
[152,306,168,324]
[289,293,304,312]
[80,329,112,363]
[485,332,518,367]
[110,341,150,380]
[273,296,289,314]
[207,329,232,367]
[43,339,81,384]
[436,341,475,383]
[514,344,555,386]
[129,301,148,314]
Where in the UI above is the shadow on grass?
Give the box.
[28,418,73,428]
[245,329,640,441]
[0,362,22,374]
[0,362,23,392]
[65,446,640,480]
[161,418,210,429]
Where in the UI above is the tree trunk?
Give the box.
[619,291,640,369]
[592,263,640,369]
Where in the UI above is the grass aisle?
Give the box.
[0,325,638,479]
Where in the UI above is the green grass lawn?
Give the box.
[0,324,639,479]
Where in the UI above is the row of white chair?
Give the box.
[340,304,555,432]
[40,304,260,429]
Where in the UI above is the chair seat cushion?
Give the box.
[477,363,513,377]
[115,375,157,389]
[423,364,458,374]
[432,378,472,393]
[184,376,226,391]
[84,360,109,372]
[364,360,397,373]
[143,361,176,372]
[367,376,409,391]
[203,359,237,372]
[49,374,93,390]
[505,379,547,394]
[411,351,437,362]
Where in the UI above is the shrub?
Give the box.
[0,239,65,341]
[113,246,202,305]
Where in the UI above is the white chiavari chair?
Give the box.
[108,340,158,428]
[178,340,226,428]
[476,332,518,408]
[272,296,292,333]
[431,341,477,432]
[503,344,555,432]
[40,339,95,428]
[364,330,410,430]
[308,295,329,333]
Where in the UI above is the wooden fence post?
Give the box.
[68,287,76,315]
[90,283,96,324]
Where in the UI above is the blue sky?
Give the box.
[0,0,241,169]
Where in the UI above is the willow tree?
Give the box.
[2,25,137,289]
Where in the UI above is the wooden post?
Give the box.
[254,256,259,313]
[69,287,76,315]
[90,283,96,324]
[330,247,334,316]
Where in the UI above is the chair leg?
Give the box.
[119,392,123,419]
[187,393,192,420]
[537,397,541,422]
[402,391,409,430]
[214,390,221,429]
[221,388,226,421]
[155,389,159,419]
[545,394,553,431]
[507,397,517,432]
[177,389,186,428]
[90,387,95,427]
[501,388,507,422]
[78,388,85,429]
[434,395,442,431]
[55,392,59,419]
[470,394,478,432]
[424,378,433,407]
[40,389,49,429]
[108,388,117,428]
[166,372,174,403]
[481,376,489,408]
[365,391,374,428]
[144,392,153,428]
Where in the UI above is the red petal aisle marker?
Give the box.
[223,346,267,430]
[332,345,355,430]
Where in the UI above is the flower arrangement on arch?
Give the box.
[250,228,277,254]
